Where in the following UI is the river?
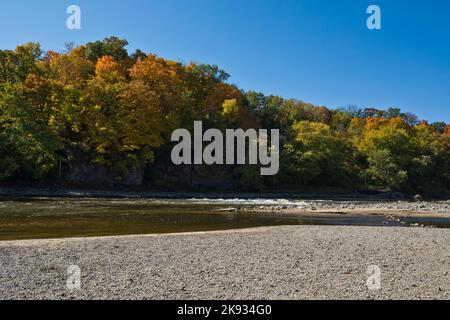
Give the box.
[0,197,449,240]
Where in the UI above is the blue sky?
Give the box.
[0,0,449,122]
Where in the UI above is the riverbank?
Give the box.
[1,186,449,215]
[241,201,450,216]
[0,186,445,201]
[1,225,449,300]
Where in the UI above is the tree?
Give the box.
[118,79,166,159]
[384,107,401,119]
[348,118,366,138]
[221,99,239,119]
[359,121,412,190]
[282,121,357,187]
[408,123,449,195]
[401,112,419,126]
[363,108,384,118]
[365,149,408,190]
[47,48,95,85]
[430,122,446,134]
[0,43,42,84]
[85,37,129,62]
[130,54,185,130]
[0,82,59,181]
[331,109,352,133]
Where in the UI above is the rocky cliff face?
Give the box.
[68,164,115,186]
[68,162,236,190]
[68,164,144,187]
[147,164,237,190]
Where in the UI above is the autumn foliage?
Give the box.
[0,38,448,196]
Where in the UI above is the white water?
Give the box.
[143,198,329,207]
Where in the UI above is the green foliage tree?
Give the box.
[85,37,129,62]
[282,121,357,188]
[0,82,59,180]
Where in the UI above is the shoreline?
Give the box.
[1,186,445,200]
[242,206,450,217]
[0,226,269,246]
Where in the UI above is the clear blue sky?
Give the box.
[0,0,449,122]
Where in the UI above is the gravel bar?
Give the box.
[1,226,450,300]
[244,201,450,215]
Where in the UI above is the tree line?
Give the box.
[0,37,449,196]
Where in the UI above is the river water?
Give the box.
[0,197,449,240]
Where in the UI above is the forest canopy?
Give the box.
[0,37,449,196]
